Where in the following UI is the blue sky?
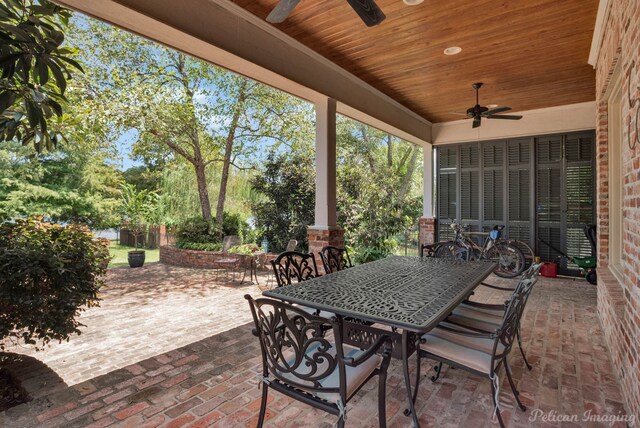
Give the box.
[116,129,141,170]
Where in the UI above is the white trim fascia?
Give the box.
[588,0,612,67]
[431,101,596,145]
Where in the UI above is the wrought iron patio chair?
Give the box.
[419,287,529,428]
[270,251,319,287]
[420,243,437,258]
[445,263,542,370]
[246,295,392,428]
[285,239,298,252]
[319,246,353,274]
[216,235,243,281]
[270,250,333,317]
[222,235,241,252]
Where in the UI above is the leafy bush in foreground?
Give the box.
[0,218,110,350]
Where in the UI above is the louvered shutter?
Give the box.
[565,133,595,268]
[536,135,563,266]
[460,144,480,223]
[482,143,504,226]
[436,146,458,240]
[507,138,532,245]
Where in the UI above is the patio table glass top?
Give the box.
[263,256,496,333]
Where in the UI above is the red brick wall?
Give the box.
[594,0,640,419]
[418,217,436,245]
[159,245,250,269]
[307,227,345,274]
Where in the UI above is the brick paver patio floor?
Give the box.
[0,263,629,427]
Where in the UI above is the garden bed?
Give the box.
[159,245,259,269]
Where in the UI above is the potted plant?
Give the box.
[120,184,156,268]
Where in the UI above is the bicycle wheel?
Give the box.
[435,242,469,261]
[508,239,535,272]
[486,242,526,278]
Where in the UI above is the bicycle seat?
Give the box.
[492,225,505,231]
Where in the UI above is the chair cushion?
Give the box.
[426,324,504,355]
[421,333,495,374]
[459,302,505,316]
[274,343,382,403]
[453,306,503,325]
[446,315,499,332]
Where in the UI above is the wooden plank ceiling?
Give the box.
[230,0,598,123]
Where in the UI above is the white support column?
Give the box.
[423,144,434,218]
[419,144,436,246]
[314,97,337,228]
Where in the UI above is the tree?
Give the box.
[70,17,314,225]
[0,0,83,151]
[251,151,316,252]
[335,117,423,258]
[0,141,122,229]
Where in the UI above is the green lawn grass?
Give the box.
[108,241,160,268]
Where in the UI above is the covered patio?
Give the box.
[2,0,639,426]
[0,268,623,427]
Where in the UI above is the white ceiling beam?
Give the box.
[54,0,431,146]
[431,102,596,145]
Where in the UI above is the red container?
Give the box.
[540,262,558,278]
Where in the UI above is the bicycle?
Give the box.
[435,222,526,278]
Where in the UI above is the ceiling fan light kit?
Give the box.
[452,82,523,128]
[403,0,424,5]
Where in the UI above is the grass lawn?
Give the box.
[108,241,160,268]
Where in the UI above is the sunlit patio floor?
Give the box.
[0,263,628,427]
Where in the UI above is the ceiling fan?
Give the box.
[266,0,386,27]
[451,83,523,128]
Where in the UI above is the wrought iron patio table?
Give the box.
[263,255,497,427]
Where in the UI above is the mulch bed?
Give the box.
[0,368,31,412]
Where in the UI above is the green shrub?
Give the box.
[175,241,223,251]
[0,217,110,350]
[227,243,260,255]
[175,216,222,244]
[351,239,398,265]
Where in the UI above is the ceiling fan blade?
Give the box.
[486,114,523,120]
[472,117,481,128]
[482,106,512,116]
[346,0,386,27]
[266,0,301,23]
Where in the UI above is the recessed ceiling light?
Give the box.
[486,104,499,109]
[444,46,462,56]
[403,0,424,5]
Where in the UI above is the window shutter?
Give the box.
[483,170,503,221]
[436,147,458,240]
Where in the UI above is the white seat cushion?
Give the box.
[447,306,502,332]
[459,302,505,316]
[274,343,382,403]
[453,306,503,325]
[421,333,496,374]
[426,324,504,355]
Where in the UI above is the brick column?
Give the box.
[419,217,436,246]
[308,226,344,274]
